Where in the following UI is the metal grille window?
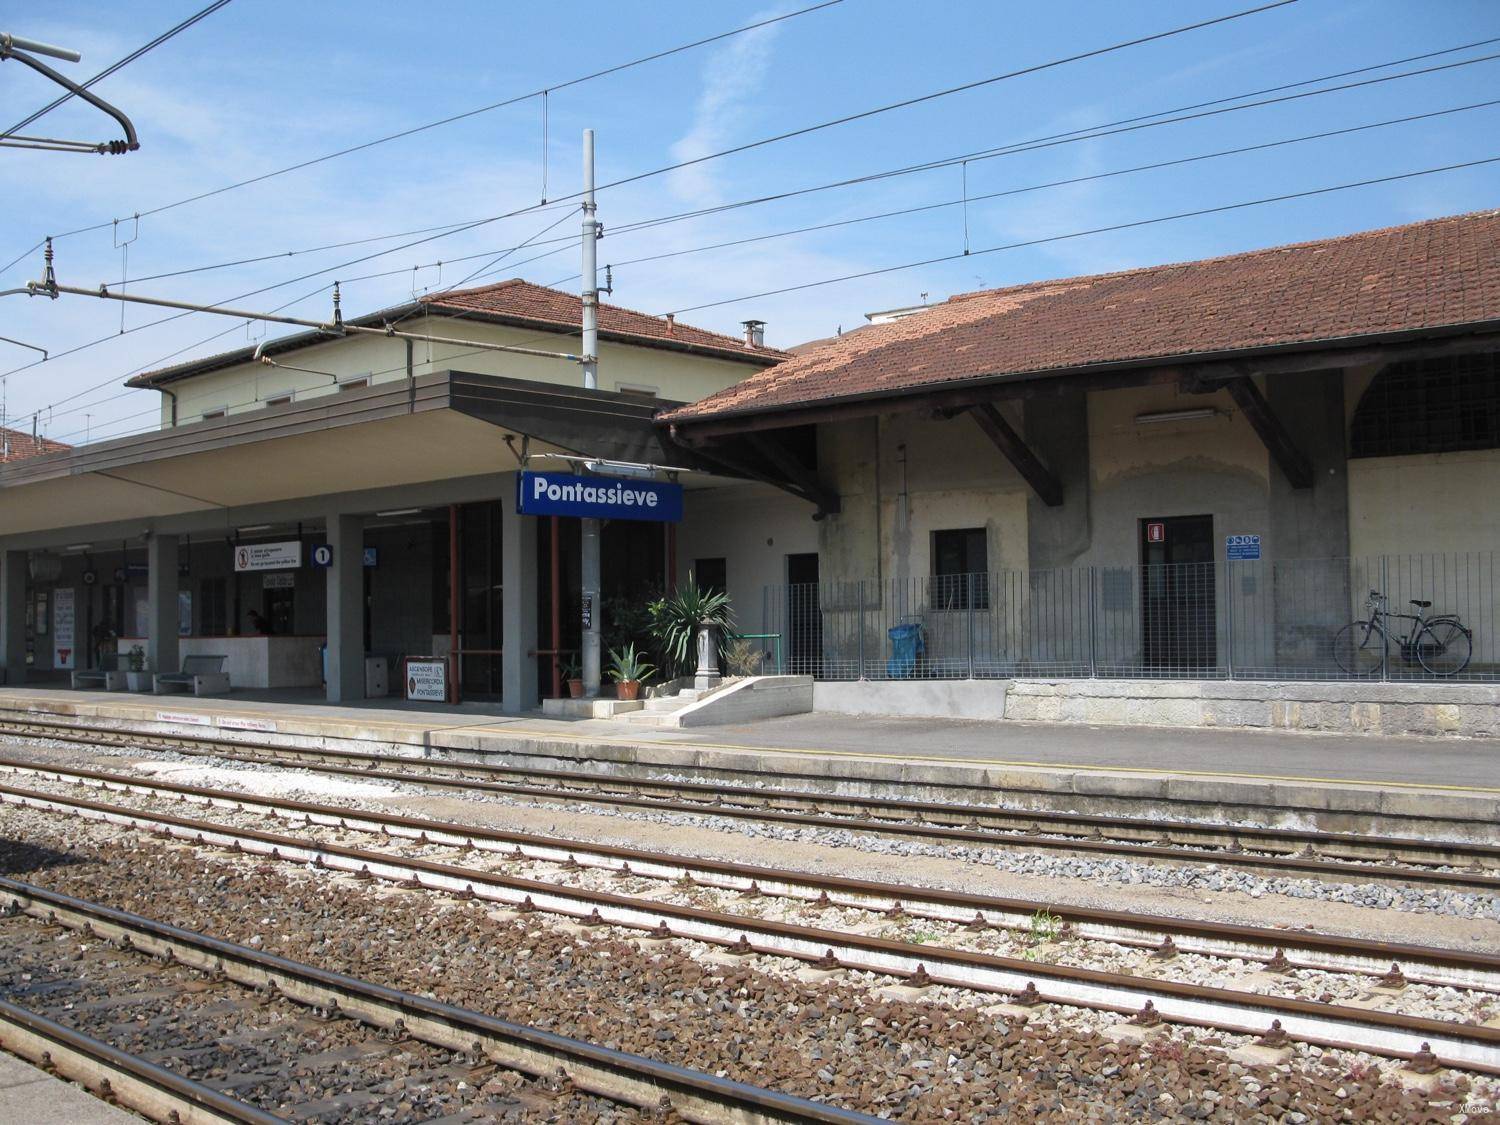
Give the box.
[1351,352,1500,457]
[931,528,989,610]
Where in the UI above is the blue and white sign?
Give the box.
[310,544,334,568]
[1226,534,1262,561]
[517,471,683,523]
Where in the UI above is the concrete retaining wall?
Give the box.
[1006,679,1500,737]
[672,676,813,728]
[813,679,1009,721]
[810,677,1500,737]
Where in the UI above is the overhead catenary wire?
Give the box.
[85,35,1500,297]
[18,2,845,250]
[1,0,1303,402]
[10,0,1286,264]
[1,1,234,140]
[664,153,1500,316]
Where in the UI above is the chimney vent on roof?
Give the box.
[664,313,675,336]
[741,319,766,348]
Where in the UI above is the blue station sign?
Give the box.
[517,470,683,523]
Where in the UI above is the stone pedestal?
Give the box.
[693,622,722,692]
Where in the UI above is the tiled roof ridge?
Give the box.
[944,207,1500,306]
[424,277,788,357]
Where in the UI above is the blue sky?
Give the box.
[1,0,1497,447]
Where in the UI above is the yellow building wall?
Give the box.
[160,313,767,425]
[1347,450,1500,557]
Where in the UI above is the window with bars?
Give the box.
[1350,352,1500,458]
[931,527,990,610]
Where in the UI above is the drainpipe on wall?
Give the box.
[160,387,178,426]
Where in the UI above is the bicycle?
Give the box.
[1332,590,1473,677]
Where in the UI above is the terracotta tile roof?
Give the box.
[0,426,68,463]
[664,209,1500,424]
[128,280,783,388]
[421,279,786,364]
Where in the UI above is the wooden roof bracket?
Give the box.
[969,403,1063,507]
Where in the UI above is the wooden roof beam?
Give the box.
[969,404,1063,507]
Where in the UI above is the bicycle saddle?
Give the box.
[1410,599,1432,608]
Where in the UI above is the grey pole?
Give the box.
[580,128,602,697]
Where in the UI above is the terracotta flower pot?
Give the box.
[616,679,641,701]
[567,678,584,699]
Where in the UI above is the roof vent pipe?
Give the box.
[741,319,765,348]
[664,313,675,336]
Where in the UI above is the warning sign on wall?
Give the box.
[52,587,75,670]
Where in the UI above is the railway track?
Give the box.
[0,874,877,1124]
[2,714,1497,891]
[3,753,1497,994]
[5,763,1499,1075]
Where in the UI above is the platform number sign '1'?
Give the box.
[311,545,333,568]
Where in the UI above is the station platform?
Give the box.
[0,1050,135,1124]
[0,685,1496,838]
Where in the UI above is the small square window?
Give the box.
[931,528,989,610]
[200,407,227,421]
[264,393,293,408]
[339,377,370,392]
[616,382,658,400]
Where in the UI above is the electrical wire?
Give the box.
[664,153,1500,316]
[2,1,235,139]
[22,3,845,247]
[541,97,1500,287]
[83,34,1500,296]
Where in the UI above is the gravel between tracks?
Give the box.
[2,803,1498,1122]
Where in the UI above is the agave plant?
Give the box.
[649,574,734,676]
[606,643,655,684]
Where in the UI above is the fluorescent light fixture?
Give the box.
[584,459,658,480]
[236,524,272,534]
[64,543,92,552]
[375,508,422,518]
[1134,408,1218,426]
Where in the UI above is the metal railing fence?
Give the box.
[759,552,1498,682]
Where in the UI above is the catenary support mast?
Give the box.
[580,128,602,697]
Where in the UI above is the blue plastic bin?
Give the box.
[886,622,925,679]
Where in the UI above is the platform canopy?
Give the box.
[0,371,725,545]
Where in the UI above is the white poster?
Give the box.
[405,658,447,702]
[234,541,302,572]
[52,587,75,670]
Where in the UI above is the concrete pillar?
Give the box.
[500,483,538,713]
[147,534,179,676]
[326,513,365,703]
[1,550,27,685]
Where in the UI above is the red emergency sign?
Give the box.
[1145,521,1166,544]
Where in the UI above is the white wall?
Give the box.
[161,313,769,425]
[675,482,818,636]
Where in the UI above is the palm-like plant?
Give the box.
[649,574,734,676]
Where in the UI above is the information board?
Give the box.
[517,471,683,523]
[52,587,75,670]
[405,657,448,703]
[234,541,302,572]
[1226,534,1262,561]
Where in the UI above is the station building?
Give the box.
[667,209,1500,683]
[3,209,1498,717]
[0,281,810,708]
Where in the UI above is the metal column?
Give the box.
[325,514,365,703]
[580,127,602,697]
[146,534,179,678]
[501,480,538,714]
[0,550,27,685]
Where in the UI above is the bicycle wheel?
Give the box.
[1416,620,1472,676]
[1332,621,1385,677]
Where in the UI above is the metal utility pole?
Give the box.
[580,128,602,697]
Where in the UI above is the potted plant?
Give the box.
[606,644,655,702]
[559,655,584,699]
[125,645,151,692]
[648,575,734,679]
